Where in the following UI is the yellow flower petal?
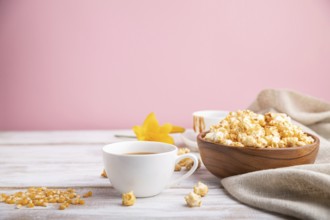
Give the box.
[157,134,174,144]
[142,112,159,133]
[133,126,144,141]
[160,123,173,134]
[170,126,185,133]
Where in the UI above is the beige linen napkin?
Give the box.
[221,89,330,220]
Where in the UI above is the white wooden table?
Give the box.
[0,130,291,219]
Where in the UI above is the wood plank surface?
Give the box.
[0,131,291,219]
[0,130,135,145]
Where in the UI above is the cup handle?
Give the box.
[168,153,199,187]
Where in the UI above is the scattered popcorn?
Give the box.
[83,191,93,198]
[78,199,85,205]
[175,148,202,172]
[0,187,91,210]
[101,169,108,178]
[177,148,190,155]
[185,159,201,171]
[204,110,314,148]
[184,192,202,207]
[193,181,208,197]
[59,203,67,210]
[122,191,136,206]
[178,158,192,167]
[174,164,182,171]
[176,157,202,171]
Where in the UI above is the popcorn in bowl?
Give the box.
[204,110,314,148]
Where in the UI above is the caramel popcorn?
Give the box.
[101,169,108,178]
[184,192,202,207]
[0,187,91,210]
[204,110,314,148]
[185,159,201,171]
[83,191,93,198]
[122,191,136,206]
[174,164,182,171]
[193,181,208,197]
[175,148,202,172]
[177,148,191,155]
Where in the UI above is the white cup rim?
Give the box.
[102,141,177,157]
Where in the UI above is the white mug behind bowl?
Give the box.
[102,141,199,197]
[193,110,228,133]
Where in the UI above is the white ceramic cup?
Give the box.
[193,110,228,133]
[103,141,199,197]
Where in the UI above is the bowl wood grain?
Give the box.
[197,131,320,178]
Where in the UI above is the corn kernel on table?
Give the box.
[0,130,292,220]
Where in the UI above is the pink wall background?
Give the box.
[1,0,330,130]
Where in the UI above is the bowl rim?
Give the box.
[197,131,320,151]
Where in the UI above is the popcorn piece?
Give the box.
[184,192,202,207]
[175,148,201,172]
[101,169,108,178]
[122,191,136,206]
[0,194,7,202]
[178,158,192,167]
[27,203,34,208]
[83,191,93,198]
[204,110,314,148]
[174,164,181,171]
[59,204,67,210]
[78,199,85,205]
[193,181,208,197]
[177,148,190,155]
[185,158,202,171]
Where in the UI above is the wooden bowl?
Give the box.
[197,131,320,178]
